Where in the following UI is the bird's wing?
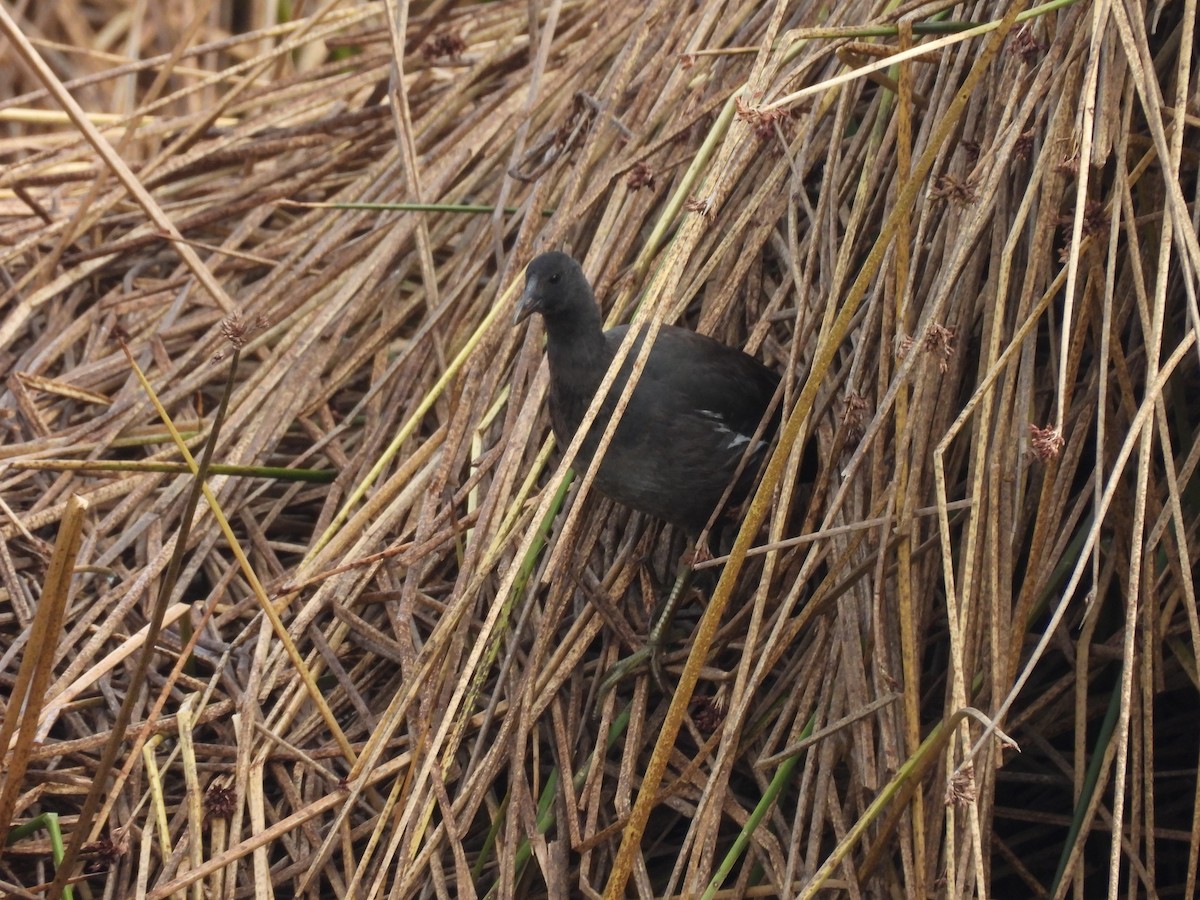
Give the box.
[605,325,779,438]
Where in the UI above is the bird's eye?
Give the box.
[549,273,561,284]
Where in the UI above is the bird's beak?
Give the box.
[513,276,539,325]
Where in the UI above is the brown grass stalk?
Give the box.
[1,0,1197,896]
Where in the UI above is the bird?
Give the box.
[514,251,781,539]
[514,251,783,693]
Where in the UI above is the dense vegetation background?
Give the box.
[1,0,1197,897]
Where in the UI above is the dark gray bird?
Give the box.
[514,251,780,539]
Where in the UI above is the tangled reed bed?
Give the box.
[1,0,1198,897]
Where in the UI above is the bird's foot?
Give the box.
[596,639,668,705]
[595,560,694,710]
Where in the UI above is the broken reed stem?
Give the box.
[0,494,88,894]
[48,345,241,896]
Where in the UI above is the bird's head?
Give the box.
[513,251,593,326]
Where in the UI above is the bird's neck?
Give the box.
[543,310,610,379]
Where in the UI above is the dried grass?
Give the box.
[1,0,1198,897]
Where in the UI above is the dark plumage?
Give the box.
[514,251,780,536]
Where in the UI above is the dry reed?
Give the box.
[1,0,1198,897]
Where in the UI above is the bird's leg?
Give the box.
[645,556,695,688]
[596,554,696,701]
[686,541,713,566]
